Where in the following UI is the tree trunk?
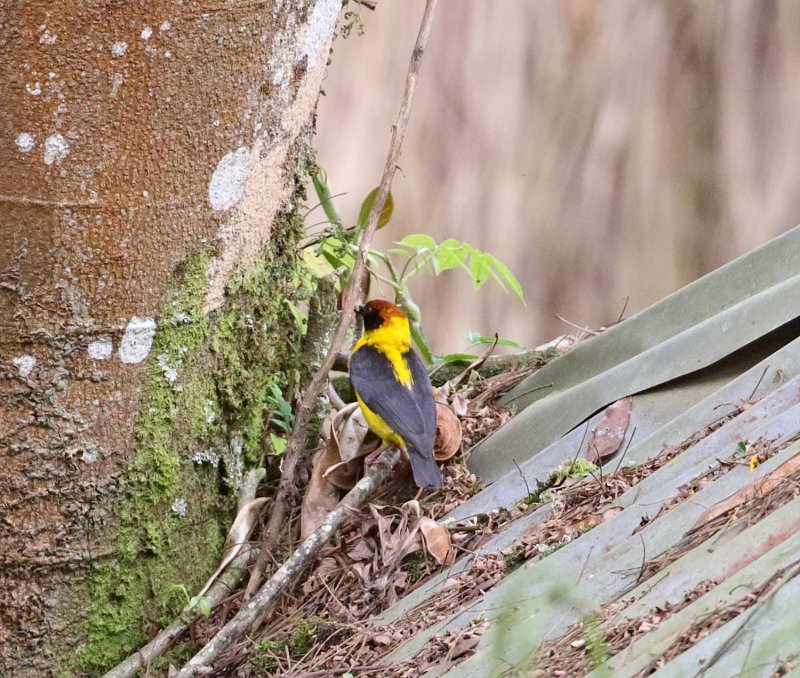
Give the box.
[0,1,341,674]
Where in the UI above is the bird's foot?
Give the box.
[364,445,397,470]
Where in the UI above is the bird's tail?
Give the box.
[408,446,443,488]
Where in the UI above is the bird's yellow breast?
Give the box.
[353,316,414,387]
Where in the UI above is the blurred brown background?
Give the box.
[313,1,800,354]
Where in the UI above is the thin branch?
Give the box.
[512,458,531,497]
[326,382,347,411]
[616,295,630,324]
[245,0,440,598]
[447,333,499,389]
[175,449,401,676]
[554,313,599,337]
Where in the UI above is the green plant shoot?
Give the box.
[305,167,525,363]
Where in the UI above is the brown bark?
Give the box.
[0,1,341,674]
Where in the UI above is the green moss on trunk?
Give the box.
[72,173,312,673]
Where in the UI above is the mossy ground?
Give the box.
[73,159,314,673]
[250,618,344,676]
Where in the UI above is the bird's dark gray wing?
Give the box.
[349,344,435,452]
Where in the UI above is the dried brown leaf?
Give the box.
[301,443,341,539]
[197,496,268,597]
[419,517,455,565]
[586,396,632,462]
[434,403,462,461]
[332,402,373,461]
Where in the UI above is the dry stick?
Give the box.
[245,0,439,597]
[176,449,401,677]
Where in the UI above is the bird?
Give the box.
[349,299,443,488]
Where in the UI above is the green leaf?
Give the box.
[320,238,355,271]
[357,187,394,231]
[285,299,308,334]
[435,239,469,273]
[397,233,437,252]
[485,253,525,302]
[198,597,212,617]
[188,595,212,616]
[441,352,480,363]
[410,324,434,365]
[270,433,288,455]
[464,331,523,348]
[468,252,490,290]
[311,168,343,230]
[302,248,335,279]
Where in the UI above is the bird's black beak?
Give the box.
[354,304,365,316]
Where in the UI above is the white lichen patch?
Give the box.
[26,81,42,96]
[224,435,245,490]
[171,497,188,517]
[119,316,156,364]
[43,133,69,165]
[81,448,99,464]
[193,449,220,466]
[160,20,172,32]
[203,0,340,311]
[111,41,128,57]
[110,72,123,98]
[87,337,113,360]
[12,355,36,378]
[304,0,340,65]
[156,352,180,382]
[15,132,35,153]
[141,26,153,40]
[208,146,251,211]
[39,28,57,45]
[203,400,217,424]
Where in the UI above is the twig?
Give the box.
[616,295,630,324]
[176,449,401,676]
[612,426,637,476]
[245,0,439,596]
[447,333,499,389]
[634,533,648,584]
[326,382,347,411]
[747,365,770,402]
[699,561,800,675]
[292,664,392,677]
[555,313,599,337]
[101,469,264,678]
[512,458,531,497]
